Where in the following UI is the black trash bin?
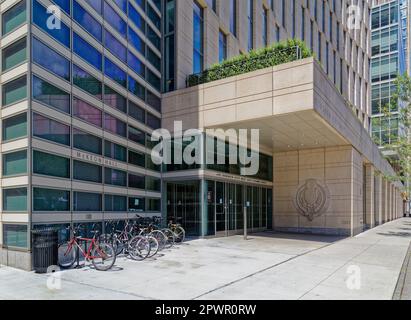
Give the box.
[32,228,58,273]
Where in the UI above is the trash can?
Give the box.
[32,228,58,273]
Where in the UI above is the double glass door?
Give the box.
[216,182,242,235]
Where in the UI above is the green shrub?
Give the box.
[187,39,312,87]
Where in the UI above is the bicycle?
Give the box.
[168,220,186,244]
[58,224,116,271]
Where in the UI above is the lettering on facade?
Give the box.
[293,179,330,221]
[74,151,119,168]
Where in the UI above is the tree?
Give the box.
[377,74,411,203]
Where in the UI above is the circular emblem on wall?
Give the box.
[293,179,330,221]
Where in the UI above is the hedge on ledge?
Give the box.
[187,39,312,87]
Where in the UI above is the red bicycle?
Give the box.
[58,225,116,271]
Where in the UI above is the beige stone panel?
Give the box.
[299,216,326,228]
[203,80,237,105]
[274,90,314,115]
[274,200,295,213]
[236,98,273,122]
[327,183,352,197]
[2,214,29,223]
[325,166,353,180]
[236,70,274,99]
[324,216,352,229]
[274,215,299,228]
[202,105,237,127]
[273,60,314,91]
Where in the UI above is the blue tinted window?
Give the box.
[104,29,126,62]
[147,25,160,50]
[128,3,145,32]
[147,90,161,112]
[73,64,102,100]
[147,69,161,91]
[128,27,145,55]
[104,58,127,88]
[128,76,145,100]
[128,51,145,78]
[114,0,127,12]
[33,37,70,81]
[52,0,71,14]
[85,0,102,13]
[147,3,161,30]
[73,1,102,41]
[73,33,102,70]
[104,1,126,37]
[33,0,70,48]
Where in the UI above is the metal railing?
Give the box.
[187,46,305,87]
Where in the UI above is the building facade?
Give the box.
[0,0,163,269]
[371,0,408,149]
[162,0,404,240]
[0,0,405,270]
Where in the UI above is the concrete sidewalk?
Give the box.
[1,218,410,300]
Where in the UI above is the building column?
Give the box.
[382,179,388,224]
[375,174,382,225]
[365,165,375,229]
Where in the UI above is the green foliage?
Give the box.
[380,74,411,199]
[187,39,312,87]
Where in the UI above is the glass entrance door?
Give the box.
[216,182,226,233]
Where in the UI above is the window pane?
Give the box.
[128,51,145,78]
[128,26,145,55]
[73,128,102,154]
[53,0,70,14]
[146,112,161,129]
[85,0,102,14]
[3,150,27,176]
[147,198,160,211]
[128,173,145,189]
[73,160,102,183]
[3,188,27,211]
[103,85,127,113]
[33,75,70,113]
[146,90,161,112]
[104,167,127,186]
[73,192,102,211]
[128,101,145,123]
[2,38,27,72]
[104,58,127,88]
[128,2,145,32]
[73,64,102,99]
[104,140,127,162]
[128,197,145,212]
[128,149,145,167]
[2,76,27,106]
[105,194,127,212]
[73,32,102,70]
[104,1,126,36]
[2,0,27,35]
[33,37,70,80]
[33,0,70,47]
[33,113,70,146]
[128,75,146,100]
[73,0,102,41]
[146,176,161,191]
[33,188,70,211]
[33,150,70,178]
[104,29,126,62]
[104,113,127,137]
[73,97,102,127]
[2,113,27,141]
[3,224,27,248]
[128,125,145,145]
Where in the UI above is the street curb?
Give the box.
[393,242,411,300]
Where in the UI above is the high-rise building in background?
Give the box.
[0,0,404,270]
[371,0,409,153]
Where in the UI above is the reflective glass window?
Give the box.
[33,188,70,211]
[33,113,70,146]
[73,128,102,154]
[33,150,70,178]
[73,97,102,127]
[33,75,70,114]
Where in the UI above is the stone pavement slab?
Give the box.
[1,218,410,300]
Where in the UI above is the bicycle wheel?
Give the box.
[58,243,76,269]
[128,236,150,261]
[147,236,159,258]
[150,230,167,250]
[91,242,116,271]
[173,226,186,244]
[162,228,175,248]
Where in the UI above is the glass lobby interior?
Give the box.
[166,180,273,237]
